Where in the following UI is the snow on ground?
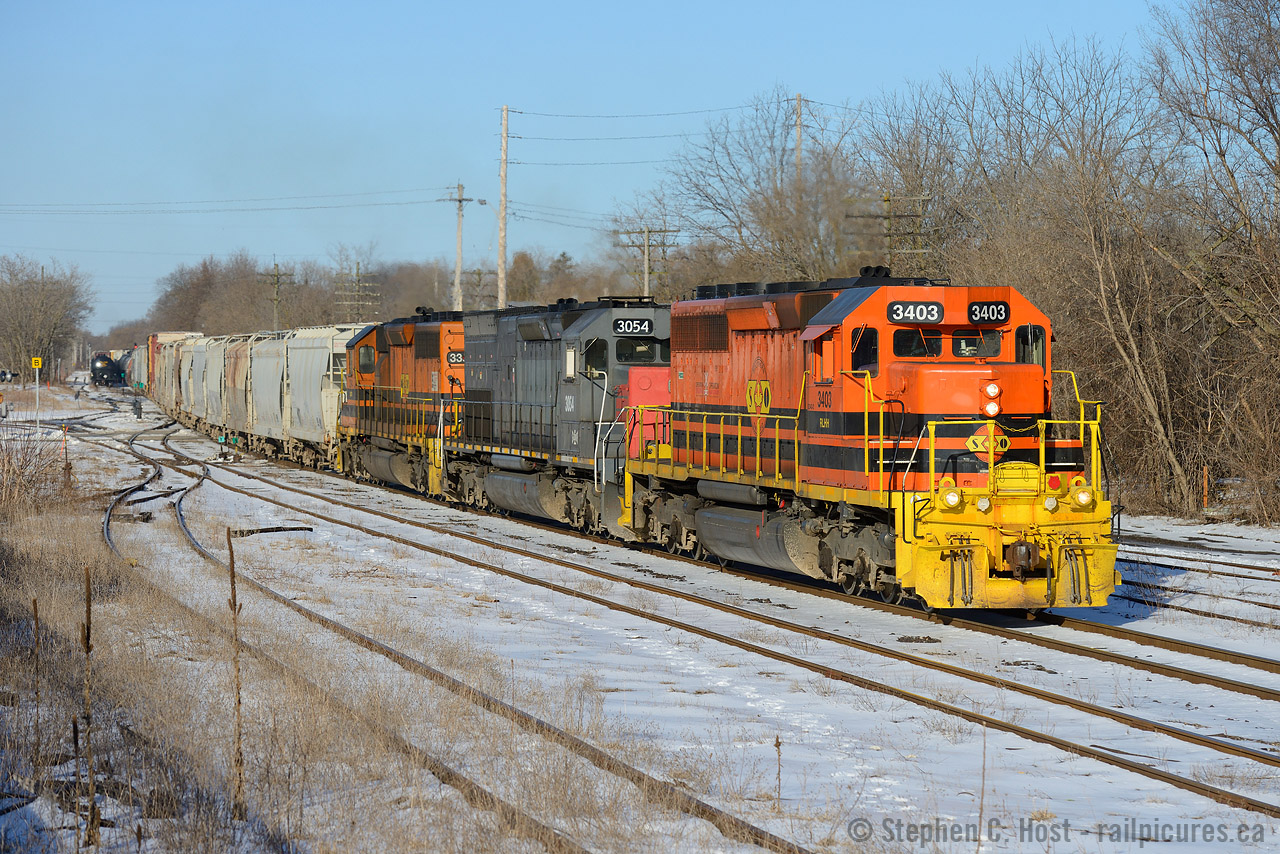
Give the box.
[1120,514,1280,568]
[4,382,1280,851]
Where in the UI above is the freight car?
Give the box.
[151,326,363,468]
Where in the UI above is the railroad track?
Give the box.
[151,432,1280,694]
[95,429,1280,820]
[1106,548,1280,631]
[110,435,814,854]
[100,432,600,854]
[1120,539,1280,577]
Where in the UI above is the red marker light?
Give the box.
[1048,475,1061,490]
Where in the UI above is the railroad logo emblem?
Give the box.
[745,380,771,415]
[966,425,1010,463]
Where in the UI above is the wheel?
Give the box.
[878,584,904,606]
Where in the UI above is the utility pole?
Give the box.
[452,183,474,312]
[262,261,293,330]
[498,104,509,309]
[616,227,678,297]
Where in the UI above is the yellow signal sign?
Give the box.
[30,357,42,370]
[745,380,771,415]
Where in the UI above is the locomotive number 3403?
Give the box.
[887,301,943,324]
[967,301,1010,324]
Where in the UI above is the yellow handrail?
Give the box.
[922,415,1103,493]
[635,403,802,488]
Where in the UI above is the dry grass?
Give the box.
[0,429,64,516]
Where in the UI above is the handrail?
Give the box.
[631,403,802,488]
[923,415,1103,497]
[1052,369,1102,432]
[842,369,896,498]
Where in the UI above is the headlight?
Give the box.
[982,401,1001,418]
[940,488,963,509]
[983,382,1001,399]
[1070,487,1095,509]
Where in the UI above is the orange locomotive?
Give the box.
[621,269,1117,609]
[338,309,465,493]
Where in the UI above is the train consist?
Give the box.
[136,269,1118,609]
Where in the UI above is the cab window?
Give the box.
[357,346,375,373]
[814,333,836,383]
[615,337,669,364]
[953,329,1001,358]
[851,327,878,376]
[893,329,943,358]
[584,339,608,374]
[1015,325,1046,366]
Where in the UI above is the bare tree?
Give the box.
[654,87,869,282]
[0,256,92,383]
[1147,0,1280,517]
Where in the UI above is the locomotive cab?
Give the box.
[801,282,1114,608]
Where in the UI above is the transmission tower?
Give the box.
[334,262,380,320]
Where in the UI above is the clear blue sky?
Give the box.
[1,0,1154,334]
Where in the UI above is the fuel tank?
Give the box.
[693,506,821,578]
[483,471,568,522]
[362,449,415,489]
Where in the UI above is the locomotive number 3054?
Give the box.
[613,318,653,336]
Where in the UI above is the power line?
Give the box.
[0,244,330,259]
[0,198,452,216]
[509,159,667,167]
[510,104,753,119]
[0,187,455,209]
[513,132,693,141]
[511,200,610,217]
[508,212,610,232]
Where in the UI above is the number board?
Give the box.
[445,350,465,365]
[967,301,1010,324]
[887,301,943,324]
[613,318,653,336]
